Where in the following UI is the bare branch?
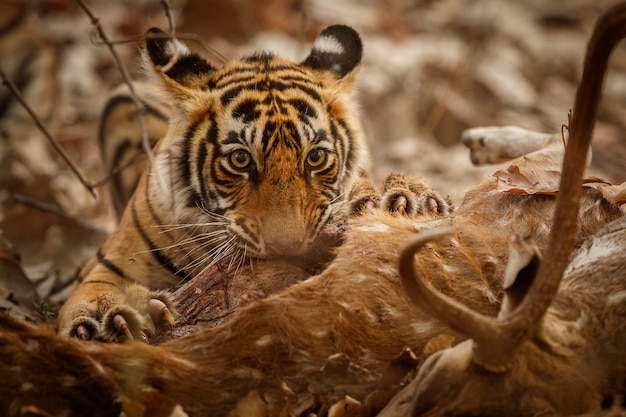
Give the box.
[89,150,147,189]
[161,0,176,33]
[6,193,75,221]
[75,0,156,182]
[156,0,180,73]
[0,70,96,198]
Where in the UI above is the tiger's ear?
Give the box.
[144,28,215,95]
[302,25,362,84]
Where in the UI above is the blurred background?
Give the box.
[0,0,624,314]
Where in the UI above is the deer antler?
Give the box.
[399,1,626,373]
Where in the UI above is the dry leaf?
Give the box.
[493,165,561,195]
[493,153,611,196]
[587,182,626,208]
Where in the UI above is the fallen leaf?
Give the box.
[587,182,626,208]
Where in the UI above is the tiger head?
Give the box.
[143,25,369,259]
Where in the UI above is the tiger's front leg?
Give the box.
[57,189,179,342]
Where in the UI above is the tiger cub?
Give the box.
[58,25,371,341]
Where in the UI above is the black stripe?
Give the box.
[221,85,246,106]
[232,98,261,123]
[213,67,258,87]
[279,81,323,102]
[236,218,260,245]
[199,113,218,201]
[315,163,337,179]
[131,197,192,281]
[98,95,168,148]
[283,120,302,150]
[179,117,202,192]
[328,118,345,169]
[216,74,256,89]
[96,249,129,281]
[143,175,174,241]
[109,139,132,195]
[288,98,317,118]
[335,117,353,171]
[261,120,277,153]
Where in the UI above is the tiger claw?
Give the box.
[75,323,93,340]
[149,298,176,327]
[391,195,408,215]
[113,314,134,341]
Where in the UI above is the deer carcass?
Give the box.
[387,3,626,416]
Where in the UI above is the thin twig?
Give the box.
[90,150,147,188]
[0,70,96,198]
[161,0,175,33]
[156,0,179,73]
[75,0,156,179]
[91,31,227,64]
[8,193,75,220]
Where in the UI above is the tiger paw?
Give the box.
[60,284,176,343]
[346,176,381,215]
[379,173,454,218]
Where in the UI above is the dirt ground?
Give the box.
[0,0,625,315]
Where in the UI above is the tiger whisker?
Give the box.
[153,222,228,234]
[152,231,230,254]
[128,230,230,265]
[177,233,231,262]
[186,235,237,273]
[196,200,230,222]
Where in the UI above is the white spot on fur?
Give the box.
[442,263,456,273]
[233,367,264,380]
[351,273,366,282]
[20,382,33,392]
[315,329,329,338]
[243,124,255,144]
[93,362,107,377]
[25,339,39,352]
[382,305,402,318]
[608,291,626,306]
[165,39,191,61]
[376,266,396,277]
[60,375,77,387]
[313,35,344,55]
[255,334,274,347]
[338,301,356,313]
[481,286,499,304]
[566,237,622,273]
[355,223,390,233]
[411,321,434,335]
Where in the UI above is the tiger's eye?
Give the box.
[229,150,252,169]
[306,149,326,167]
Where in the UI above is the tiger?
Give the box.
[57,24,374,341]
